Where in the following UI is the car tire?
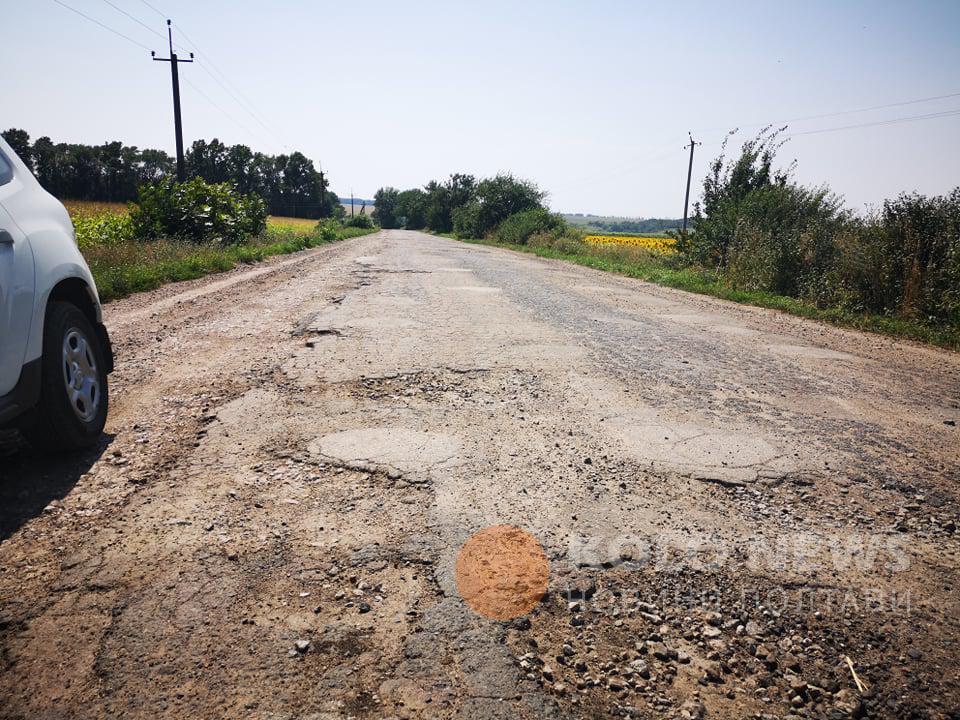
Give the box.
[21,301,109,451]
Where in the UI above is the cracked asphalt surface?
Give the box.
[2,230,959,719]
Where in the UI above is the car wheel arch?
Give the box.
[46,277,113,373]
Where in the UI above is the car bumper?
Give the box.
[0,358,41,427]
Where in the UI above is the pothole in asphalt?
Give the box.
[609,416,795,481]
[349,368,490,404]
[309,428,462,474]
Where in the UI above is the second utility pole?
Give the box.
[682,132,700,232]
[152,20,193,180]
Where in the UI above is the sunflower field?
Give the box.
[584,234,677,253]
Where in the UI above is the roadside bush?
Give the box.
[683,127,959,331]
[450,174,547,239]
[492,208,563,245]
[452,202,482,239]
[684,128,846,275]
[722,184,845,297]
[130,177,267,245]
[527,226,586,254]
[344,213,374,229]
[315,219,340,242]
[73,211,134,250]
[825,190,960,322]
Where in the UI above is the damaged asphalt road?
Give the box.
[1,230,959,719]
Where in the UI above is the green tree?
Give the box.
[373,187,401,229]
[185,138,230,184]
[31,136,59,191]
[1,128,33,170]
[397,188,427,229]
[424,173,476,232]
[455,174,546,238]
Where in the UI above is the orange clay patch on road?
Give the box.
[455,525,549,620]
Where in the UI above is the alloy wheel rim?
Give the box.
[61,327,100,423]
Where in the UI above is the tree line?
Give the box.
[1,128,340,219]
[586,217,682,233]
[373,173,548,238]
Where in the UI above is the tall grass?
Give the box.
[64,201,375,302]
[86,224,374,302]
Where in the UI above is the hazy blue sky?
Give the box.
[3,0,959,216]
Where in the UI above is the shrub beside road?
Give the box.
[66,192,375,303]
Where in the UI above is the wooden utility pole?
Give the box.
[350,190,354,217]
[682,132,700,232]
[152,20,193,180]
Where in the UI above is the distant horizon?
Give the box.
[4,0,958,216]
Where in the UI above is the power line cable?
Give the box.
[130,0,291,151]
[100,0,164,40]
[137,0,166,19]
[781,91,960,124]
[698,90,960,135]
[52,0,152,51]
[170,24,291,150]
[193,60,288,150]
[181,77,273,146]
[102,0,273,141]
[787,107,960,137]
[52,0,273,151]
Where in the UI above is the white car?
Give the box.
[0,136,112,450]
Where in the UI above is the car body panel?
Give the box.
[0,135,111,423]
[0,151,37,396]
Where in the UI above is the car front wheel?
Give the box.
[22,301,109,451]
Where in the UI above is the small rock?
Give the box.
[832,688,862,716]
[702,662,724,684]
[782,653,802,672]
[294,639,310,653]
[607,678,625,692]
[680,699,706,720]
[649,642,678,662]
[704,611,722,626]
